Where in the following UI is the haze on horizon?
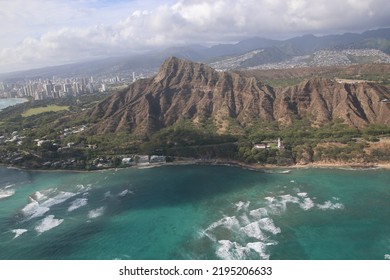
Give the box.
[0,0,389,74]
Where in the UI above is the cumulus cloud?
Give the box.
[0,0,389,73]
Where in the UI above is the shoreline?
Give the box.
[2,160,390,173]
[183,160,390,171]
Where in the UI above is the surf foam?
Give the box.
[241,221,267,240]
[118,189,133,197]
[249,207,268,219]
[68,198,88,212]
[11,229,28,239]
[30,191,47,202]
[216,240,249,260]
[40,191,76,208]
[34,215,64,234]
[21,201,50,220]
[235,201,250,212]
[0,189,15,200]
[299,197,315,211]
[316,201,344,210]
[216,240,274,260]
[258,218,281,235]
[88,207,105,219]
[247,242,271,260]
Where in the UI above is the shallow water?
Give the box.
[0,165,389,260]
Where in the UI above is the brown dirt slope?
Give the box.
[85,57,390,136]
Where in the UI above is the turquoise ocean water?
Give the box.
[0,165,389,260]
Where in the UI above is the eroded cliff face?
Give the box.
[274,78,390,127]
[86,57,390,136]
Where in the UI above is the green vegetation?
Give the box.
[22,105,70,117]
[1,92,390,170]
[262,77,306,88]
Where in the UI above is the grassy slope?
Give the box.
[21,105,70,117]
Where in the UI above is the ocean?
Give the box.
[0,98,28,111]
[0,165,389,260]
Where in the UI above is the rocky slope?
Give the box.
[86,57,390,136]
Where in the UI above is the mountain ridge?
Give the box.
[84,57,390,137]
[1,27,390,79]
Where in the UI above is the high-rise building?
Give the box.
[44,83,53,96]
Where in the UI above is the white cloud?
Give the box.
[0,0,389,73]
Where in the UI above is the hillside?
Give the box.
[1,58,390,169]
[85,57,390,136]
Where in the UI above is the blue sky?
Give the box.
[0,0,389,73]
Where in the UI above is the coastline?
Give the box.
[2,159,390,173]
[143,159,390,172]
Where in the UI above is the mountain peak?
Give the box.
[154,56,216,85]
[86,58,390,136]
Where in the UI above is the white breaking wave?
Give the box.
[300,197,315,211]
[40,191,76,208]
[30,191,47,202]
[68,198,88,212]
[21,201,50,220]
[247,242,272,260]
[235,201,250,212]
[258,218,281,235]
[88,207,105,219]
[266,192,341,213]
[20,191,76,220]
[216,240,274,260]
[217,216,240,230]
[316,201,344,210]
[0,189,15,200]
[75,184,85,191]
[240,221,267,240]
[204,188,345,260]
[264,196,275,203]
[118,189,133,197]
[11,229,28,239]
[34,215,64,234]
[249,207,268,220]
[4,184,15,189]
[267,194,300,214]
[216,240,249,260]
[385,254,390,260]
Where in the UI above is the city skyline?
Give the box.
[0,0,389,73]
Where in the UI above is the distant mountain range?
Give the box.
[1,28,389,80]
[82,57,390,137]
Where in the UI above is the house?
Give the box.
[137,155,150,165]
[254,143,268,149]
[122,157,135,165]
[150,155,166,163]
[277,138,285,150]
